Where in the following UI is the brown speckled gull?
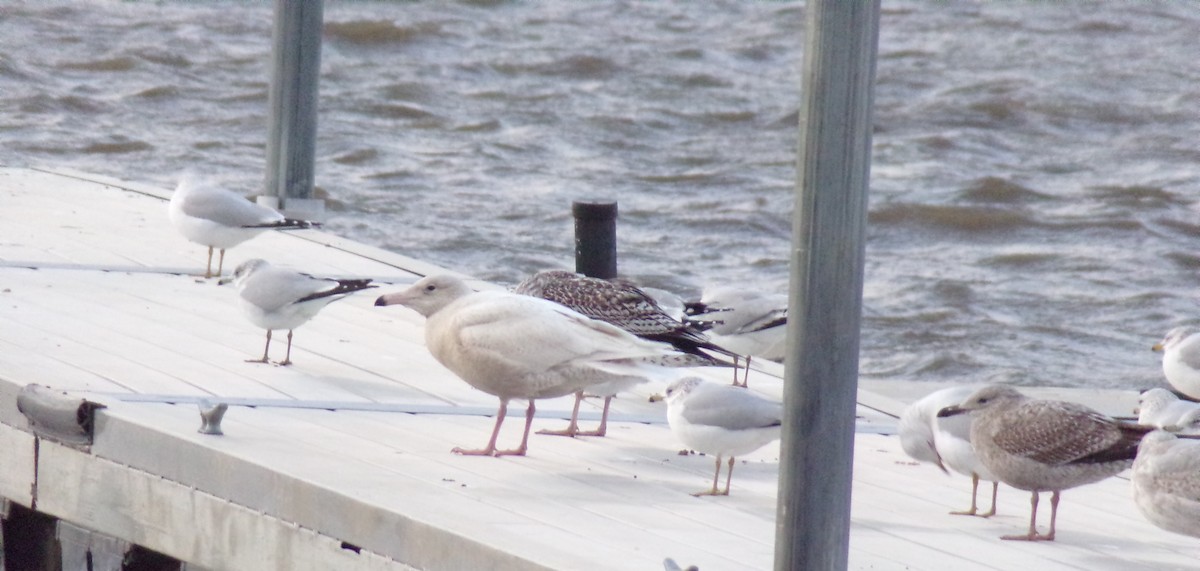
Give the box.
[514,270,740,437]
[1131,430,1200,539]
[939,384,1150,541]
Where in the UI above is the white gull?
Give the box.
[1131,430,1200,539]
[899,386,1000,517]
[684,286,787,387]
[664,376,782,496]
[1152,327,1200,400]
[169,175,319,278]
[375,274,682,457]
[220,259,375,365]
[1136,388,1200,432]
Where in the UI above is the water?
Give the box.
[3,1,1199,391]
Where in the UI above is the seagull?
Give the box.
[664,376,782,496]
[169,176,320,278]
[1152,327,1200,400]
[375,274,683,457]
[514,270,741,437]
[898,386,999,517]
[939,385,1150,541]
[1136,388,1200,431]
[684,286,787,387]
[220,259,375,365]
[1131,430,1200,539]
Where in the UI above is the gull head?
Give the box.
[937,384,1026,418]
[374,274,473,317]
[1137,387,1179,417]
[1154,327,1196,353]
[218,258,269,287]
[663,376,705,407]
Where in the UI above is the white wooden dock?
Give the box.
[0,167,1196,570]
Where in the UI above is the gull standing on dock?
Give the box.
[1152,327,1200,400]
[375,274,683,457]
[939,385,1150,541]
[899,386,999,517]
[169,176,319,278]
[1136,388,1200,432]
[1131,430,1200,539]
[664,376,782,496]
[221,259,375,366]
[684,286,787,387]
[514,270,741,437]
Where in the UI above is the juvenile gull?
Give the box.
[664,376,782,496]
[899,386,999,517]
[684,286,787,387]
[1153,327,1200,400]
[1131,430,1200,539]
[514,270,740,437]
[939,385,1150,541]
[375,274,682,457]
[1136,388,1200,432]
[169,176,319,278]
[220,259,375,365]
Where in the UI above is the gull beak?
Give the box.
[1152,343,1164,352]
[937,405,967,418]
[374,292,405,307]
[217,276,234,286]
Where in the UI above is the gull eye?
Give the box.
[424,284,436,292]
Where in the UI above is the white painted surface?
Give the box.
[0,167,1196,570]
[0,423,35,507]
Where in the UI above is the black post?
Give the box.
[572,201,618,279]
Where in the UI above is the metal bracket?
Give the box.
[197,401,228,436]
[16,385,105,447]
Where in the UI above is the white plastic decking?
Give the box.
[0,167,1196,570]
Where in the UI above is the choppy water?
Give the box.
[4,1,1200,390]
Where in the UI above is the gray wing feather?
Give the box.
[682,386,783,431]
[240,269,337,313]
[1179,341,1200,370]
[183,187,282,227]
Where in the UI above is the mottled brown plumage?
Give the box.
[515,271,736,363]
[940,385,1151,541]
[514,270,741,436]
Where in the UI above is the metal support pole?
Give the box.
[262,0,325,222]
[774,1,879,570]
[572,201,618,279]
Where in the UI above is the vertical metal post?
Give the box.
[572,201,618,279]
[262,0,325,221]
[774,1,879,570]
